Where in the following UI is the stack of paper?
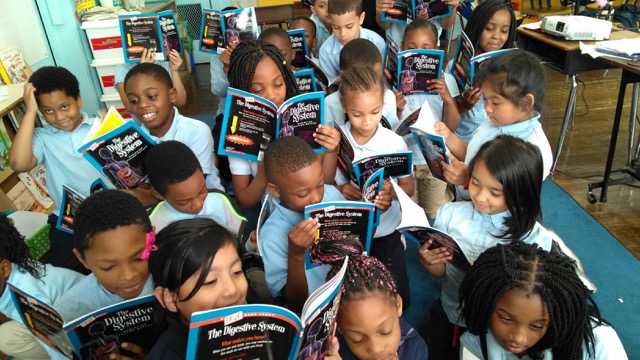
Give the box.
[581,38,640,60]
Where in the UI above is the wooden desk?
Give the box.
[255,4,294,28]
[516,27,640,172]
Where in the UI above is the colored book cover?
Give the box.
[217,88,325,162]
[17,172,53,210]
[158,10,183,55]
[186,258,348,359]
[451,31,474,92]
[382,0,452,23]
[384,34,400,90]
[382,0,411,23]
[56,185,84,234]
[288,28,310,69]
[397,49,444,96]
[6,181,45,213]
[0,47,31,84]
[410,127,449,181]
[294,68,317,94]
[0,60,10,85]
[200,8,259,54]
[118,14,165,63]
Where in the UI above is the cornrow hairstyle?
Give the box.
[475,49,546,112]
[149,218,239,332]
[328,0,362,15]
[0,214,45,279]
[339,65,385,106]
[468,135,543,241]
[464,0,516,53]
[124,62,174,91]
[459,242,601,360]
[145,140,203,196]
[402,19,438,46]
[264,135,319,182]
[227,40,299,100]
[258,27,291,45]
[30,66,80,100]
[290,16,317,38]
[74,190,152,256]
[339,38,382,71]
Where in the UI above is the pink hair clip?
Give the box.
[141,232,158,261]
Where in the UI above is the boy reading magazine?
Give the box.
[200,8,259,54]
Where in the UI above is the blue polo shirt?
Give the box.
[149,193,230,232]
[319,27,386,82]
[310,14,331,56]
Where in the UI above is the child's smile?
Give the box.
[37,90,84,133]
[125,73,177,137]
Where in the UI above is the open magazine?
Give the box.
[392,181,471,272]
[8,285,155,360]
[306,56,340,94]
[56,179,107,235]
[382,0,452,23]
[397,49,444,95]
[384,34,400,90]
[452,31,512,92]
[186,258,348,360]
[77,107,155,189]
[118,10,181,62]
[199,8,259,54]
[217,88,325,162]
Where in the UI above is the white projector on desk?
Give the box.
[541,15,612,40]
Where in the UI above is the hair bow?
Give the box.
[141,232,157,261]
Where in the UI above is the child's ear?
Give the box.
[0,259,12,279]
[75,95,83,110]
[267,182,281,198]
[169,87,178,104]
[312,38,318,52]
[310,5,317,15]
[151,189,165,202]
[154,287,179,313]
[358,11,365,25]
[522,93,535,112]
[395,294,403,317]
[72,248,90,271]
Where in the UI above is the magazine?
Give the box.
[217,88,325,162]
[392,180,471,272]
[382,0,452,23]
[57,179,107,234]
[451,31,512,92]
[397,49,444,96]
[294,68,317,93]
[306,56,339,94]
[8,285,155,360]
[288,29,310,69]
[186,258,348,360]
[255,194,273,252]
[200,8,259,54]
[158,10,183,55]
[77,107,155,189]
[118,13,165,62]
[383,34,400,90]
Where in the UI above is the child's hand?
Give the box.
[288,218,320,256]
[336,183,362,201]
[140,48,156,64]
[323,336,342,360]
[395,91,406,119]
[442,0,460,8]
[108,342,147,360]
[375,181,393,212]
[434,121,453,141]
[168,49,183,71]
[221,43,237,75]
[314,124,341,153]
[442,152,470,186]
[462,87,482,111]
[418,240,452,266]
[428,72,454,103]
[23,83,39,115]
[376,0,395,15]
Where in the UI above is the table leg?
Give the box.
[628,83,639,165]
[551,74,578,173]
[599,74,628,203]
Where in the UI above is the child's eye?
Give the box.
[347,25,354,29]
[203,279,218,286]
[100,266,115,272]
[530,324,545,331]
[61,105,69,110]
[233,270,244,276]
[499,315,512,323]
[43,109,54,114]
[128,98,138,105]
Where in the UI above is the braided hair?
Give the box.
[464,0,516,53]
[339,65,385,107]
[227,40,299,101]
[0,214,45,278]
[459,242,601,360]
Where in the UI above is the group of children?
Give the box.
[0,0,629,358]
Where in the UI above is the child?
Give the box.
[310,0,332,56]
[449,0,517,143]
[324,38,399,129]
[146,140,244,233]
[260,136,346,312]
[312,234,428,359]
[290,16,319,63]
[148,218,342,359]
[210,6,239,119]
[9,66,114,273]
[0,214,84,359]
[226,40,340,209]
[335,65,415,309]
[258,27,297,71]
[436,49,553,193]
[459,242,628,359]
[123,63,223,197]
[419,135,554,359]
[319,0,386,82]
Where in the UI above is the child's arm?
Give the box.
[9,84,39,173]
[437,0,460,30]
[457,87,482,115]
[395,92,406,122]
[284,217,320,312]
[442,153,470,187]
[323,336,342,360]
[417,240,450,278]
[375,0,394,30]
[434,121,466,160]
[168,50,187,107]
[314,125,341,183]
[108,342,148,360]
[429,73,461,131]
[232,163,268,209]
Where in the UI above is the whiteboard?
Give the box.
[0,0,49,65]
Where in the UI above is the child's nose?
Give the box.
[367,339,386,357]
[221,275,239,297]
[509,326,528,345]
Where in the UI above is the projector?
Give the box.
[541,15,612,40]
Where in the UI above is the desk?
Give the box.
[587,56,640,203]
[255,4,294,28]
[516,28,640,172]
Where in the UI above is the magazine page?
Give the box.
[397,49,444,96]
[334,125,356,185]
[186,304,303,360]
[288,29,310,69]
[306,55,329,91]
[64,296,156,360]
[381,0,410,23]
[410,127,449,181]
[158,10,183,55]
[297,257,348,360]
[77,121,155,189]
[276,91,325,153]
[412,0,452,21]
[384,34,400,90]
[82,107,127,146]
[294,68,317,94]
[119,14,165,63]
[353,152,413,182]
[221,8,260,49]
[361,168,384,227]
[200,9,224,54]
[217,87,277,162]
[451,31,474,92]
[469,48,513,86]
[56,185,85,234]
[392,181,471,272]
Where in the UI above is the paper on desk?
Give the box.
[580,41,640,60]
[522,21,541,30]
[594,38,640,56]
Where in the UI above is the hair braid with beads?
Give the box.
[459,242,602,360]
[227,40,299,100]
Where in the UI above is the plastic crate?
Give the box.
[25,224,51,260]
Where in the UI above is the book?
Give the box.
[57,180,107,234]
[384,34,400,90]
[0,61,10,85]
[8,284,155,360]
[77,107,155,189]
[304,201,376,268]
[200,8,259,54]
[158,10,183,55]
[6,181,46,213]
[397,49,444,96]
[186,257,348,359]
[18,171,54,210]
[294,68,317,94]
[382,0,452,23]
[0,120,11,172]
[451,32,512,92]
[0,47,32,84]
[118,13,166,62]
[391,180,471,272]
[306,56,339,94]
[217,88,325,162]
[8,103,27,130]
[288,29,310,69]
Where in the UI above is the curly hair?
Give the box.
[73,190,152,256]
[29,66,80,100]
[0,214,45,278]
[290,16,317,39]
[145,141,203,196]
[264,135,319,182]
[124,62,174,91]
[339,38,382,71]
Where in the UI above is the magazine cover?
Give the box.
[200,8,259,54]
[217,88,325,162]
[294,68,317,94]
[118,14,165,62]
[397,49,444,96]
[451,31,474,92]
[410,0,453,22]
[360,168,384,226]
[288,29,310,69]
[411,127,449,181]
[352,152,413,184]
[56,179,107,234]
[383,34,400,90]
[382,0,411,23]
[334,125,357,185]
[158,10,183,55]
[186,258,348,360]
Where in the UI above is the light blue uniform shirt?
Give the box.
[140,108,223,191]
[150,192,229,232]
[32,113,115,211]
[444,58,487,143]
[310,14,331,56]
[53,275,154,322]
[460,322,628,360]
[319,27,386,82]
[325,88,399,129]
[209,55,229,117]
[260,185,345,297]
[433,201,553,325]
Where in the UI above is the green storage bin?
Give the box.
[24,223,51,261]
